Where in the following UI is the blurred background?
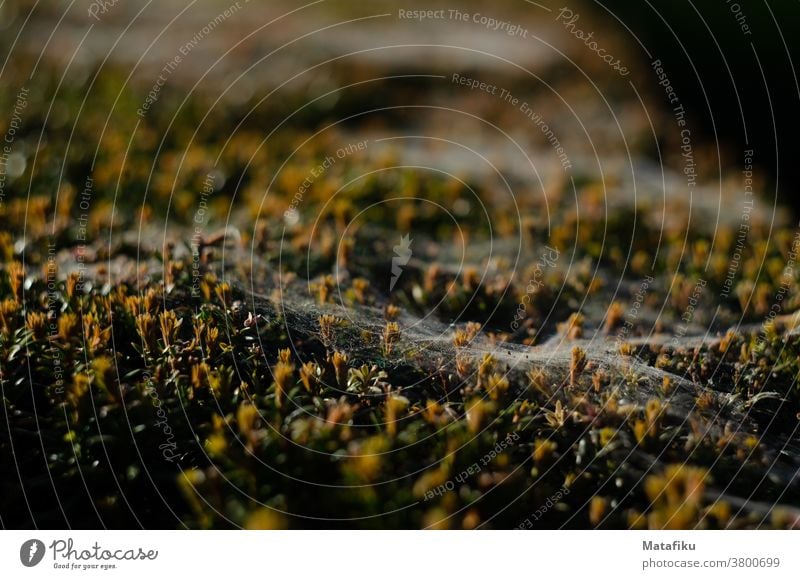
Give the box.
[604,0,800,212]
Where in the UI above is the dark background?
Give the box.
[600,0,800,213]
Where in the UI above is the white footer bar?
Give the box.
[1,530,796,578]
